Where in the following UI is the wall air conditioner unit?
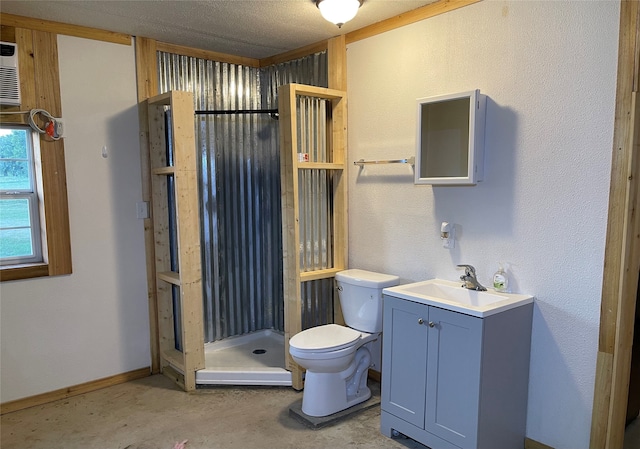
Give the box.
[0,42,21,106]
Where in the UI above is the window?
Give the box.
[0,125,42,266]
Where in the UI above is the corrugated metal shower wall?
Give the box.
[157,51,330,343]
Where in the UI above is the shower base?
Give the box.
[196,329,292,386]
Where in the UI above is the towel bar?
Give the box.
[353,157,415,167]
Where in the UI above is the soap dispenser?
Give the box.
[493,262,509,293]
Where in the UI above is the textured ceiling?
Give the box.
[0,0,437,59]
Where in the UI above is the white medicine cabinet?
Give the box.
[415,90,486,185]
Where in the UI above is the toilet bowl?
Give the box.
[289,269,399,417]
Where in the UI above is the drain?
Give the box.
[252,348,267,355]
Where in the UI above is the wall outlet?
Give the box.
[54,118,65,138]
[442,237,455,249]
[136,201,149,219]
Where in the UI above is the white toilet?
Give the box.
[289,269,399,417]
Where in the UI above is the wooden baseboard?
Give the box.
[368,369,381,383]
[525,437,555,449]
[0,367,151,415]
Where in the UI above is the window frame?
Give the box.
[0,27,72,282]
[0,124,43,266]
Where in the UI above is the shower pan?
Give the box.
[196,329,291,386]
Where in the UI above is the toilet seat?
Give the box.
[289,324,361,353]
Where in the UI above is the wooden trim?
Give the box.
[147,91,172,105]
[170,91,205,391]
[297,162,344,170]
[161,348,186,372]
[0,13,131,45]
[1,25,16,42]
[156,41,260,67]
[0,264,49,281]
[15,28,36,111]
[289,84,345,99]
[32,30,73,276]
[327,36,348,326]
[590,2,640,448]
[345,0,482,45]
[135,37,161,374]
[0,367,150,415]
[525,438,555,449]
[157,271,181,285]
[278,84,301,389]
[152,166,177,175]
[299,267,344,282]
[259,40,329,68]
[328,35,347,91]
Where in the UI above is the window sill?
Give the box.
[0,263,49,282]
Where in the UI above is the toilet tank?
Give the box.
[336,269,400,333]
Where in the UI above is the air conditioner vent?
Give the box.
[0,42,21,106]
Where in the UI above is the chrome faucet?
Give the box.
[457,264,487,291]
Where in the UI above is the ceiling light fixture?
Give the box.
[316,0,363,28]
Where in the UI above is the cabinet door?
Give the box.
[381,296,429,427]
[425,307,483,448]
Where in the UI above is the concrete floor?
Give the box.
[10,373,638,449]
[626,414,640,449]
[1,374,427,449]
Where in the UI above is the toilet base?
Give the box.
[301,373,372,417]
[301,347,373,417]
[289,380,380,429]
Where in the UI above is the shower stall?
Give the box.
[156,50,334,385]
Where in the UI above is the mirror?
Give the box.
[415,90,486,185]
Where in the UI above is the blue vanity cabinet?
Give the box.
[425,306,483,447]
[381,294,533,449]
[380,297,429,427]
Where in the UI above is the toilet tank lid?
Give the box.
[336,269,400,288]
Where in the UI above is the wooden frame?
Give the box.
[147,90,205,391]
[156,41,260,68]
[590,2,640,448]
[344,0,482,45]
[279,83,348,389]
[135,37,161,374]
[0,13,131,45]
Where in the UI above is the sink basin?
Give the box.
[382,279,533,317]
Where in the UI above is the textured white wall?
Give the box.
[346,1,618,448]
[0,36,149,402]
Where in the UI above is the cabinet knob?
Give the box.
[428,321,435,328]
[418,318,424,325]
